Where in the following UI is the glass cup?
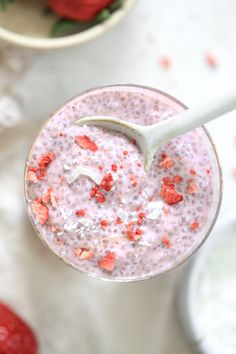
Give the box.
[24,84,222,282]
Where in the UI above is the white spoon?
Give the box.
[76,92,236,170]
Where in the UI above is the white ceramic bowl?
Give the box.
[0,0,135,50]
[177,214,236,354]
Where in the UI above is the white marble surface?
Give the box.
[1,0,236,353]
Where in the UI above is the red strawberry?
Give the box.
[0,303,38,354]
[47,0,114,21]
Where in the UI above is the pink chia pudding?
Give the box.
[24,85,222,281]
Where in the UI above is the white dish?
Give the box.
[0,0,135,50]
[178,214,236,354]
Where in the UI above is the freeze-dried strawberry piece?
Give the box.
[190,222,199,231]
[126,229,142,241]
[75,135,98,152]
[123,150,129,156]
[163,175,183,185]
[158,156,174,169]
[37,169,47,180]
[41,188,58,207]
[74,247,94,260]
[90,186,106,203]
[41,190,50,205]
[160,183,183,205]
[161,236,171,248]
[75,209,86,217]
[98,252,116,272]
[187,180,197,194]
[38,152,54,170]
[100,173,114,192]
[27,169,38,184]
[137,212,146,225]
[130,174,138,187]
[90,186,99,198]
[100,220,109,228]
[126,221,143,241]
[31,199,49,225]
[189,169,197,176]
[111,164,117,172]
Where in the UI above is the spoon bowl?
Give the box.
[76,90,236,170]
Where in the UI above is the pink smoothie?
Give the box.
[25,85,222,281]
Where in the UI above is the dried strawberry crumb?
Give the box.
[205,51,218,68]
[75,135,98,152]
[126,230,141,241]
[41,190,50,205]
[31,199,49,225]
[130,138,136,145]
[90,186,98,198]
[76,209,86,217]
[28,166,37,173]
[123,150,129,156]
[74,247,94,260]
[160,183,183,205]
[190,169,197,176]
[161,236,171,248]
[90,186,106,203]
[98,165,103,171]
[115,217,123,224]
[100,220,109,228]
[190,222,199,231]
[161,153,167,159]
[98,252,116,272]
[111,164,117,172]
[163,175,183,185]
[50,224,57,232]
[27,170,38,184]
[206,169,211,174]
[135,228,143,236]
[137,163,142,168]
[120,165,123,169]
[137,212,146,225]
[100,173,114,192]
[159,156,175,170]
[37,169,47,180]
[38,152,54,170]
[187,180,197,194]
[159,56,172,70]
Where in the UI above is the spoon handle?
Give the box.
[148,90,236,146]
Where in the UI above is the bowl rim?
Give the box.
[0,0,135,50]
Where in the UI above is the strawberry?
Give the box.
[47,0,114,21]
[0,302,38,354]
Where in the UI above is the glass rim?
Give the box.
[24,84,223,283]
